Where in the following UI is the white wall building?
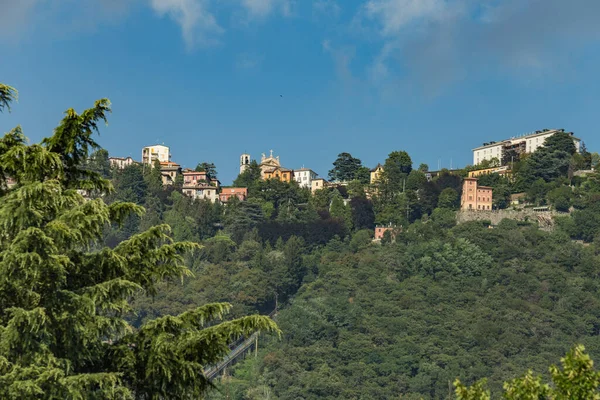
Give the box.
[293,168,317,189]
[472,129,581,166]
[142,145,170,166]
[109,156,135,169]
[182,186,219,203]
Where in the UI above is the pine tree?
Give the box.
[0,84,278,399]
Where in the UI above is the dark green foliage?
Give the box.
[0,88,278,399]
[437,187,459,209]
[544,131,577,155]
[328,152,365,182]
[215,219,600,399]
[350,196,375,230]
[112,164,147,204]
[493,185,511,209]
[86,148,112,178]
[225,199,265,243]
[233,160,262,188]
[41,98,112,190]
[195,162,217,180]
[258,219,345,246]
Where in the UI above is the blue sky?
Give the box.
[1,0,600,184]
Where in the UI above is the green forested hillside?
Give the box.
[5,81,600,398]
[207,221,600,399]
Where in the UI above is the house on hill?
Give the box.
[182,169,220,203]
[370,164,384,184]
[160,161,181,186]
[460,178,493,211]
[220,188,248,203]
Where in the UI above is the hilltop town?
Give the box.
[103,127,595,239]
[3,83,600,400]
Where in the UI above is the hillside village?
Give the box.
[104,127,595,239]
[3,84,600,399]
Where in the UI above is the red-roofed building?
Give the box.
[219,188,248,203]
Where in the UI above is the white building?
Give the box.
[240,153,251,175]
[472,129,581,166]
[182,186,219,203]
[142,145,170,166]
[293,168,318,189]
[109,156,135,169]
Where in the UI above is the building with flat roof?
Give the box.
[142,145,170,166]
[472,129,581,166]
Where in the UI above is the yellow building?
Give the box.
[259,150,294,182]
[468,166,511,178]
[264,166,293,182]
[311,178,328,193]
[370,164,384,184]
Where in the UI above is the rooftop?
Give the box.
[472,129,580,151]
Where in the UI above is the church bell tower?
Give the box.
[240,153,251,174]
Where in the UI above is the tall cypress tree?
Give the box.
[0,84,278,399]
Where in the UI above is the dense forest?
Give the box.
[80,128,600,398]
[3,81,600,398]
[80,106,600,399]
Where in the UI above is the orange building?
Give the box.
[219,188,248,203]
[263,166,293,182]
[461,178,493,211]
[259,150,294,183]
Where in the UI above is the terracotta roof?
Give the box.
[221,188,248,194]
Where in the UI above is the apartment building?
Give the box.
[472,129,581,166]
[142,145,170,166]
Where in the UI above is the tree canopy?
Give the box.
[0,83,278,399]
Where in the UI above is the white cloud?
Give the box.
[149,0,223,48]
[322,39,356,84]
[360,0,600,93]
[0,0,43,38]
[364,0,447,36]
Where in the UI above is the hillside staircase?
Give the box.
[203,309,277,380]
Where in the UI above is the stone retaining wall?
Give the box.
[456,209,569,231]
